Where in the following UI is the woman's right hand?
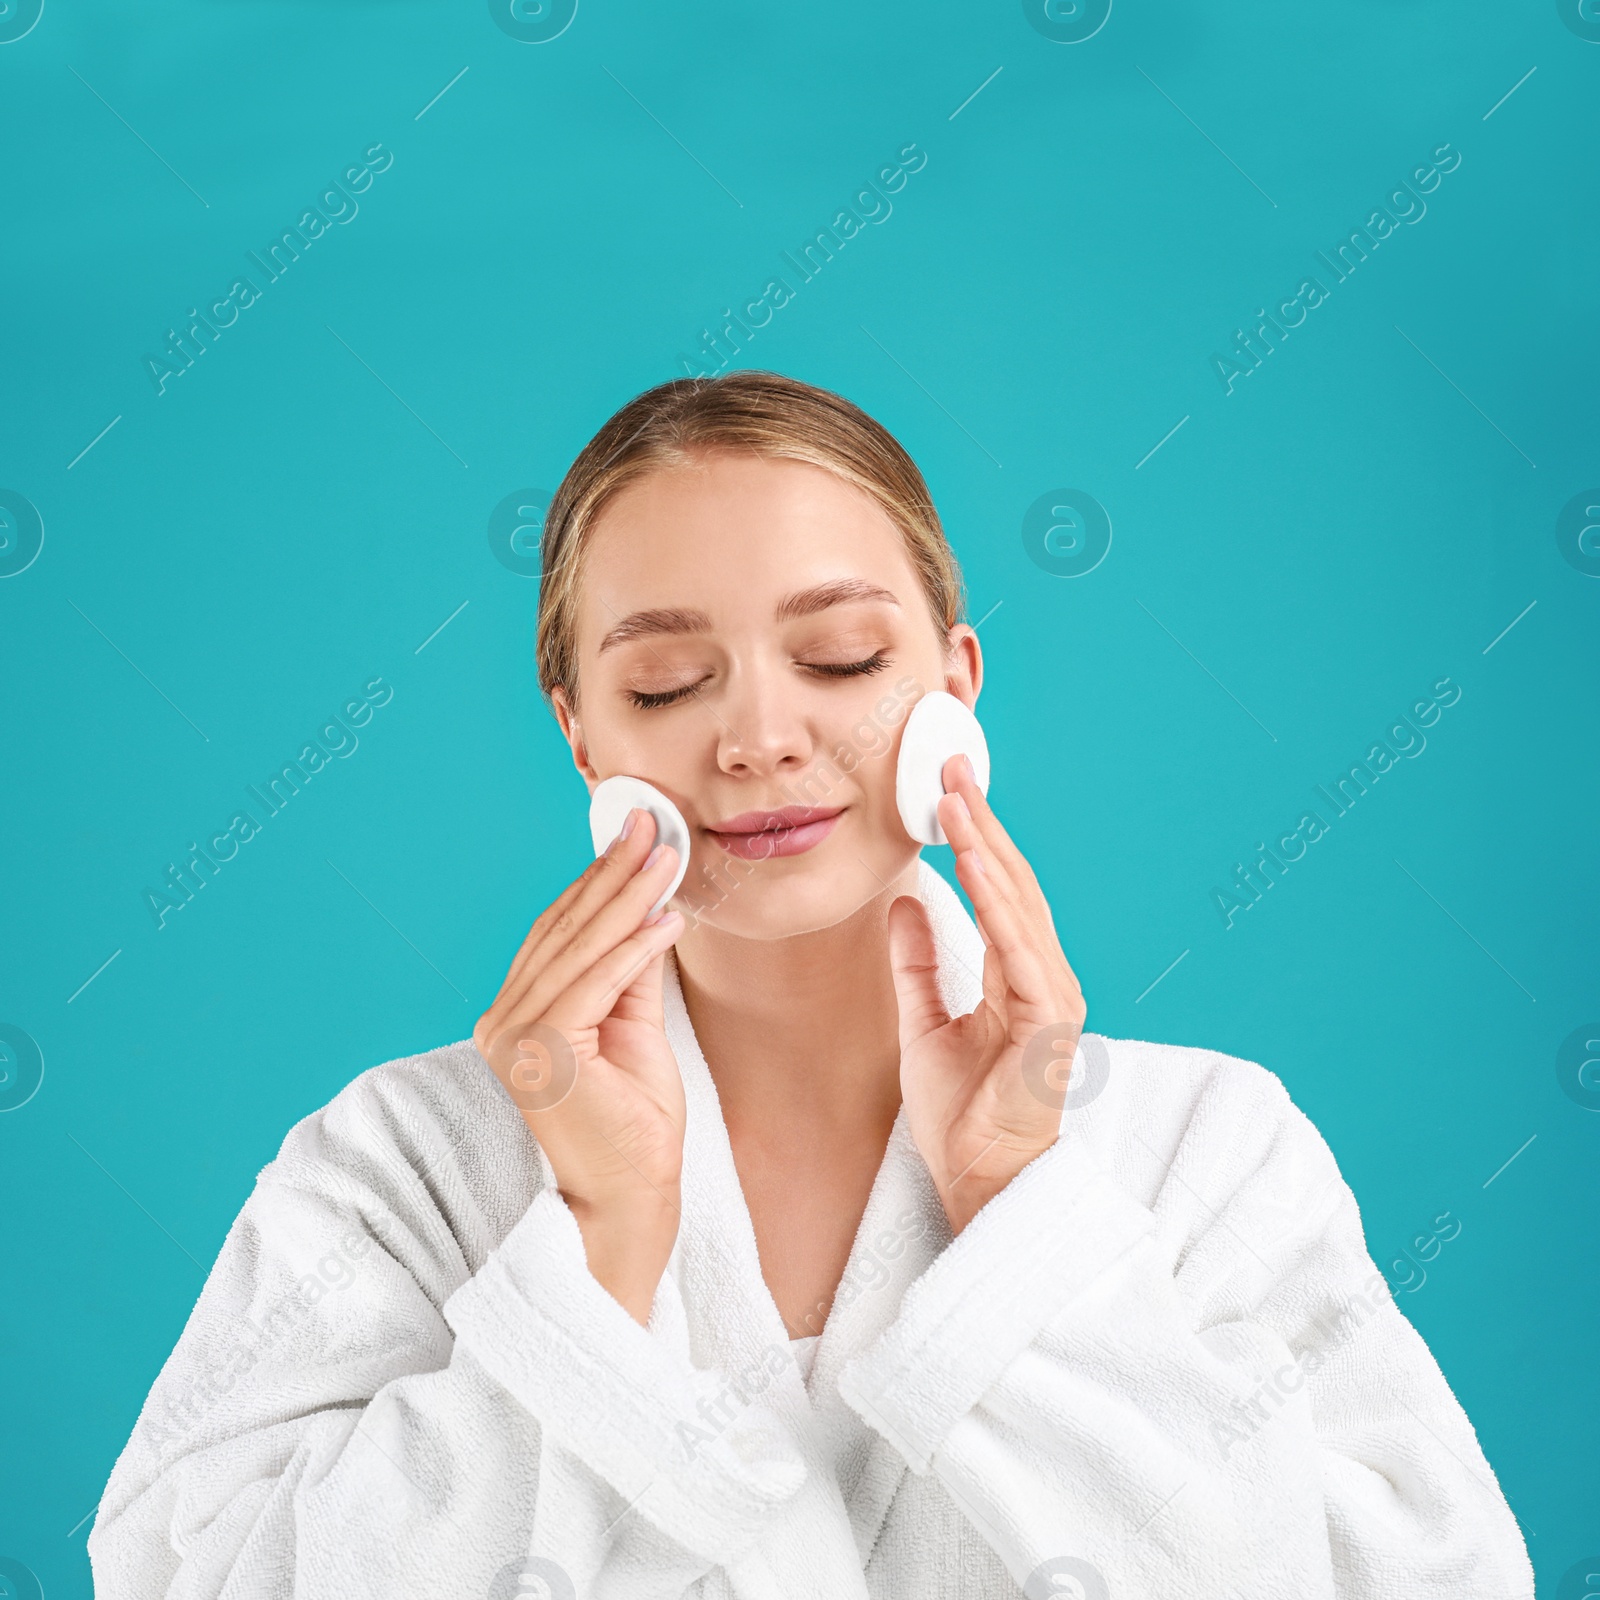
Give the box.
[472,808,686,1323]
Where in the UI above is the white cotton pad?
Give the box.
[588,775,692,918]
[895,690,991,846]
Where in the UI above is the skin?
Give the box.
[472,449,1087,1330]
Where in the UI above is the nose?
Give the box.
[713,661,817,781]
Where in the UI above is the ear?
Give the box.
[550,685,600,785]
[942,622,983,710]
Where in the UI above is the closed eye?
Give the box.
[626,651,891,710]
[627,681,705,710]
[803,650,891,680]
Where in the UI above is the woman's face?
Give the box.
[551,449,981,941]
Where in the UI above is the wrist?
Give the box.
[941,1185,993,1238]
[566,1190,680,1325]
[940,1139,1055,1236]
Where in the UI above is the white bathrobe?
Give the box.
[88,861,1534,1598]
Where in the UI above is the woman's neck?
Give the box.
[672,863,920,1140]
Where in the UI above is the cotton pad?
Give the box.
[895,690,991,846]
[588,775,692,918]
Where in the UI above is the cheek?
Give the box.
[852,728,918,850]
[838,715,897,808]
[851,717,890,762]
[575,689,701,785]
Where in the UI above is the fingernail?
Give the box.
[967,847,985,875]
[620,807,639,840]
[644,843,663,870]
[961,753,976,783]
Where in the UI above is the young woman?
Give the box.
[90,372,1533,1598]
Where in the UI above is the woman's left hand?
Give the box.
[888,752,1087,1236]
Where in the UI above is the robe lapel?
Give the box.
[805,1105,947,1562]
[656,860,987,1587]
[808,862,987,1560]
[659,953,869,1597]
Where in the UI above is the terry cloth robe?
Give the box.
[88,860,1534,1599]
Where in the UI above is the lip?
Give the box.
[705,805,844,860]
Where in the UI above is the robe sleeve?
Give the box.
[86,1068,812,1600]
[836,1060,1535,1598]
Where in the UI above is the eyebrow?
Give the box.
[595,578,900,655]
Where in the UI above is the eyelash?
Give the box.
[626,650,891,710]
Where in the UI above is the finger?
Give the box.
[503,842,682,1025]
[951,840,1060,1024]
[959,849,1085,1070]
[497,811,673,1017]
[942,753,1040,897]
[501,808,663,996]
[489,808,659,1011]
[886,895,951,1050]
[939,761,1058,946]
[540,908,685,1041]
[609,925,672,1028]
[938,780,1020,904]
[482,827,671,1044]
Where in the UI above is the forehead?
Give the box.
[576,452,920,634]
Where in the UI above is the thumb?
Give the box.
[887,895,951,1050]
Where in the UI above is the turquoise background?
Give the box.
[2,0,1596,1592]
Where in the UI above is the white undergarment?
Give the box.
[789,1334,820,1383]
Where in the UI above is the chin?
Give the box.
[676,843,917,940]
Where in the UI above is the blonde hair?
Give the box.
[535,370,966,709]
